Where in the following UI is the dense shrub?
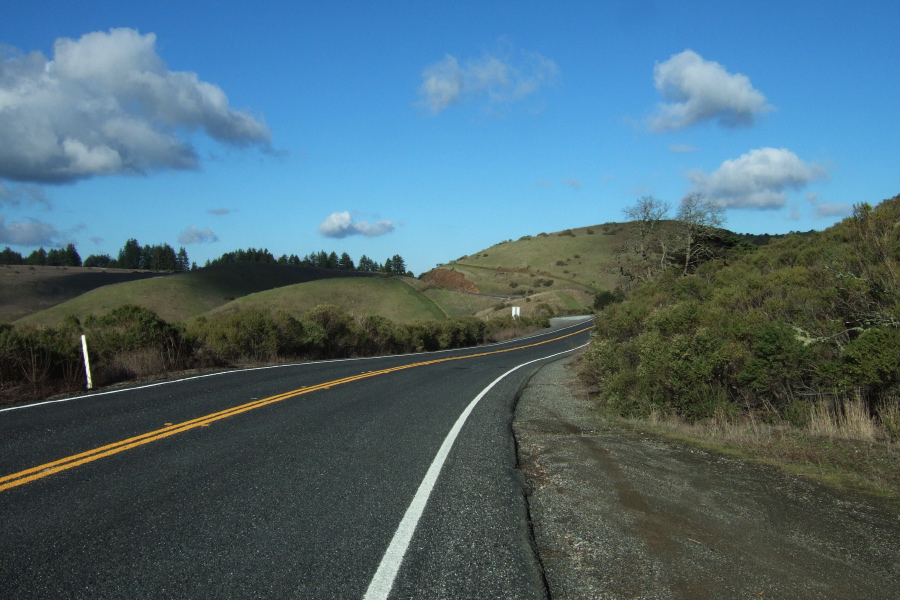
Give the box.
[189,308,306,364]
[0,321,83,393]
[581,194,900,423]
[83,304,192,384]
[0,302,551,406]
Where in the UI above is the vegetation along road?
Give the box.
[0,320,592,599]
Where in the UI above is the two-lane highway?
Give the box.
[0,320,591,599]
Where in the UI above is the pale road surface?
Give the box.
[515,355,900,600]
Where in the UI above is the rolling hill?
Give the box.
[0,265,164,323]
[418,222,631,313]
[13,263,382,327]
[206,277,447,323]
[9,222,632,327]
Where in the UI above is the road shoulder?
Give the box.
[514,355,900,599]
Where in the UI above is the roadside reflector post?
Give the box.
[81,335,93,390]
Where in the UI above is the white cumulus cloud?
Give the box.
[688,148,827,209]
[0,217,59,246]
[0,28,271,184]
[178,226,218,244]
[418,49,558,114]
[650,50,773,131]
[319,212,395,238]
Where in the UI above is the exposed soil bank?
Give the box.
[514,356,900,599]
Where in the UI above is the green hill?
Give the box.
[14,263,381,327]
[207,277,447,323]
[0,265,163,323]
[419,223,633,316]
[12,223,634,327]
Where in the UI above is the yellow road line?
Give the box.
[0,326,591,492]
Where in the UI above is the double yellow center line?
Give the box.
[0,326,591,493]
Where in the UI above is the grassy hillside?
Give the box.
[207,277,447,323]
[12,223,628,327]
[0,265,164,323]
[466,225,627,287]
[420,223,632,314]
[14,263,381,326]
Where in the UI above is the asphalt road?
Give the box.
[0,320,591,599]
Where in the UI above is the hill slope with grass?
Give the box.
[420,223,633,317]
[0,265,165,323]
[11,224,624,326]
[14,263,382,327]
[207,277,447,323]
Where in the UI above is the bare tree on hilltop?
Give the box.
[618,192,727,287]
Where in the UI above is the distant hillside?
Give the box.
[0,265,164,323]
[14,263,381,327]
[419,223,634,317]
[207,277,447,323]
[11,220,790,327]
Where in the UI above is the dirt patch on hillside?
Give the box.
[421,268,480,293]
[0,265,166,323]
[515,356,900,599]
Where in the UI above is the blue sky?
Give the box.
[1,1,898,275]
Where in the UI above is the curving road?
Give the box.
[0,320,592,599]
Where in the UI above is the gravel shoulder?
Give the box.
[514,355,900,599]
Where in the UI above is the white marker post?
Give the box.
[81,335,93,390]
[511,306,520,319]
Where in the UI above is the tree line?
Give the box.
[0,244,84,267]
[0,239,192,272]
[208,248,412,276]
[1,241,411,276]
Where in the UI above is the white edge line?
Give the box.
[1,319,593,414]
[363,341,589,600]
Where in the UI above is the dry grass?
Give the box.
[101,348,167,383]
[487,324,546,342]
[631,401,900,503]
[807,397,878,441]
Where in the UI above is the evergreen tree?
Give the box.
[208,247,277,265]
[45,248,63,266]
[25,247,47,266]
[119,239,142,269]
[142,243,177,271]
[64,243,82,267]
[0,247,23,265]
[338,252,355,270]
[383,257,393,273]
[84,254,113,268]
[327,251,339,269]
[176,247,189,272]
[390,254,406,275]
